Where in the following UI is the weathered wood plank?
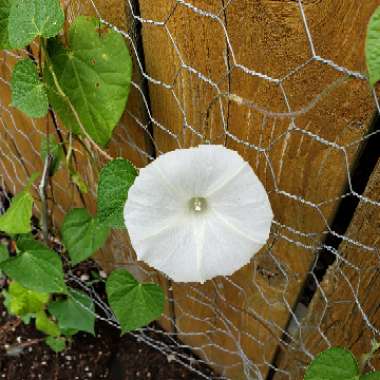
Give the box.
[138,0,229,151]
[273,158,380,380]
[137,0,230,336]
[208,1,380,378]
[137,1,380,378]
[138,0,232,360]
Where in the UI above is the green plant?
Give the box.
[304,343,380,380]
[0,0,164,353]
[366,6,380,86]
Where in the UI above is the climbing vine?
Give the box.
[0,0,163,352]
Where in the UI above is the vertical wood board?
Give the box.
[273,158,380,379]
[137,0,380,378]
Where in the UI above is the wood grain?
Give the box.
[138,0,234,357]
[273,158,380,380]
[137,0,380,378]
[1,0,380,378]
[138,0,229,151]
[211,1,380,377]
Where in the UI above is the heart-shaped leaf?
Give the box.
[106,269,164,334]
[11,58,48,118]
[0,189,33,234]
[44,16,132,147]
[61,208,110,265]
[0,247,66,294]
[8,0,64,48]
[366,7,380,86]
[305,348,360,380]
[97,158,138,228]
[0,172,39,234]
[48,289,95,335]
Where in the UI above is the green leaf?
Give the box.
[35,310,60,337]
[71,172,88,194]
[21,313,33,324]
[61,208,109,265]
[11,58,48,118]
[361,372,380,380]
[0,245,9,263]
[40,136,64,175]
[0,173,39,235]
[44,16,132,147]
[48,289,95,335]
[16,234,47,252]
[0,0,12,49]
[6,281,49,316]
[366,7,380,86]
[0,245,8,277]
[305,348,360,380]
[60,328,78,337]
[8,0,64,48]
[45,336,66,353]
[97,158,138,228]
[0,247,66,293]
[0,190,33,234]
[106,269,164,334]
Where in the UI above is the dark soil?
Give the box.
[0,290,214,380]
[0,238,214,380]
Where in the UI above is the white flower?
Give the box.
[124,145,273,283]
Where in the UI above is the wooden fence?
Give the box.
[1,1,380,379]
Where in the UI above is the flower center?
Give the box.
[189,197,208,213]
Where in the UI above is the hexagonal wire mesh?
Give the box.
[1,0,380,379]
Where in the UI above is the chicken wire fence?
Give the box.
[0,0,380,379]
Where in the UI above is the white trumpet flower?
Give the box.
[124,145,273,283]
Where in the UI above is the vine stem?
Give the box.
[359,339,380,374]
[41,40,113,162]
[6,338,45,354]
[39,154,52,244]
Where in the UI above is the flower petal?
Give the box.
[152,145,248,197]
[131,218,200,282]
[124,145,273,283]
[124,159,186,239]
[209,164,273,242]
[199,209,264,281]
